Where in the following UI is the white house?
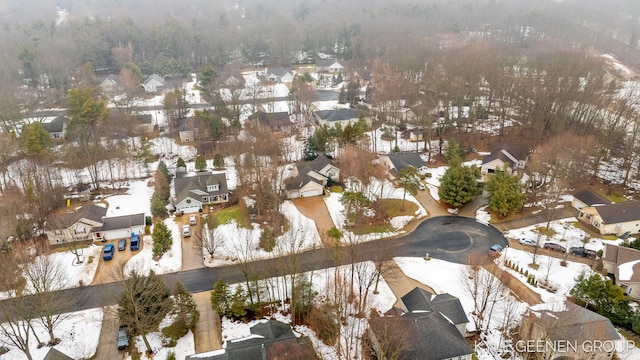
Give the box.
[143,74,166,93]
[316,59,345,73]
[265,67,294,83]
[284,155,340,199]
[480,142,529,175]
[577,200,640,236]
[42,116,70,140]
[173,170,230,214]
[312,108,368,127]
[381,152,428,174]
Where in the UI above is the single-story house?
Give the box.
[571,189,611,210]
[134,114,154,133]
[577,200,640,236]
[100,74,121,94]
[519,302,621,360]
[480,142,529,175]
[284,155,339,199]
[247,111,294,136]
[381,152,428,175]
[42,116,70,140]
[143,74,166,93]
[603,243,640,298]
[185,320,316,360]
[174,170,229,214]
[265,67,294,83]
[316,58,345,73]
[368,287,472,360]
[45,204,145,244]
[312,108,368,127]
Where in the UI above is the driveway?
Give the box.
[92,239,141,285]
[192,291,222,352]
[291,197,337,246]
[95,307,126,359]
[179,213,204,271]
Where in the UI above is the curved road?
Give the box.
[36,215,507,314]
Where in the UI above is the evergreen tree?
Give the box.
[210,279,231,315]
[118,271,173,354]
[213,153,224,169]
[152,221,173,257]
[195,154,207,171]
[20,122,51,158]
[171,282,200,331]
[485,168,524,217]
[444,139,466,165]
[177,157,186,168]
[570,273,631,326]
[438,163,484,209]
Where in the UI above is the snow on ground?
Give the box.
[419,159,482,202]
[102,179,153,217]
[124,217,182,276]
[0,308,103,360]
[148,137,198,161]
[476,205,491,223]
[504,217,618,253]
[204,200,322,267]
[215,262,395,360]
[497,248,594,302]
[126,330,195,360]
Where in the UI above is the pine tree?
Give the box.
[152,221,173,257]
[213,153,224,169]
[172,282,200,331]
[177,157,186,168]
[486,168,524,217]
[210,279,231,315]
[438,163,484,209]
[195,154,207,171]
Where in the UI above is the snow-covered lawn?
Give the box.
[126,330,194,360]
[102,179,153,217]
[124,218,182,276]
[204,201,322,267]
[0,308,103,360]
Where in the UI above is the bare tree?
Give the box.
[460,257,506,333]
[194,216,223,262]
[367,316,412,360]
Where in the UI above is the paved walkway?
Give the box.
[414,188,448,217]
[291,197,337,246]
[383,261,436,310]
[482,263,542,305]
[193,291,222,352]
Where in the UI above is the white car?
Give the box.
[518,237,536,246]
[418,183,426,191]
[189,214,197,225]
[182,225,191,238]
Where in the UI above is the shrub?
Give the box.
[307,303,340,345]
[166,351,176,360]
[259,228,276,252]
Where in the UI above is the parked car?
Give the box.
[182,224,191,238]
[570,246,597,259]
[418,183,426,191]
[543,242,566,253]
[102,244,115,260]
[518,238,536,246]
[130,234,140,251]
[489,244,503,253]
[189,214,197,225]
[117,238,127,251]
[117,325,129,350]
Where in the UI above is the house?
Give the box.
[381,152,428,175]
[173,170,229,214]
[100,74,121,94]
[133,114,154,133]
[519,302,621,360]
[312,108,368,127]
[247,111,294,136]
[577,200,640,236]
[368,287,472,360]
[265,67,294,83]
[480,142,530,175]
[45,204,145,245]
[143,74,166,93]
[316,58,345,73]
[571,189,611,210]
[284,155,340,199]
[603,243,640,298]
[42,116,70,140]
[43,348,73,360]
[178,117,197,143]
[185,320,316,360]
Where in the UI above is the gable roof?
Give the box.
[573,189,611,207]
[525,302,619,343]
[482,142,529,166]
[314,108,361,122]
[604,243,640,283]
[94,213,145,232]
[101,74,120,85]
[247,111,291,128]
[45,204,107,230]
[594,201,640,224]
[316,58,344,68]
[266,67,292,78]
[369,311,473,360]
[400,287,469,325]
[43,348,73,360]
[42,116,70,133]
[174,172,229,204]
[385,152,425,172]
[144,74,165,85]
[285,155,336,191]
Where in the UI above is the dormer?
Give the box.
[207,184,219,192]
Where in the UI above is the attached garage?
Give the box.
[298,182,324,198]
[175,197,203,214]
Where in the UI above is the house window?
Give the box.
[74,228,86,234]
[207,184,219,192]
[328,170,335,177]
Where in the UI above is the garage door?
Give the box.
[300,188,322,197]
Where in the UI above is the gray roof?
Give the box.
[401,287,469,325]
[482,142,529,165]
[46,204,107,230]
[316,58,344,67]
[574,190,611,206]
[285,155,336,191]
[174,172,229,204]
[101,74,120,84]
[144,74,165,85]
[595,201,640,224]
[95,213,145,232]
[43,348,73,360]
[386,152,425,172]
[266,67,292,78]
[134,114,153,125]
[42,116,70,133]
[247,111,291,128]
[524,302,619,344]
[369,311,473,360]
[314,108,361,122]
[603,243,640,283]
[186,320,316,360]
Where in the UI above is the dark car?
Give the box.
[117,325,129,350]
[543,242,566,253]
[130,235,140,251]
[117,238,127,251]
[102,244,115,260]
[570,246,597,259]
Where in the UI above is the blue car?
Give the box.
[130,235,140,251]
[103,244,115,260]
[117,238,127,251]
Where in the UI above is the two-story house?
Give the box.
[284,155,340,199]
[173,170,230,214]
